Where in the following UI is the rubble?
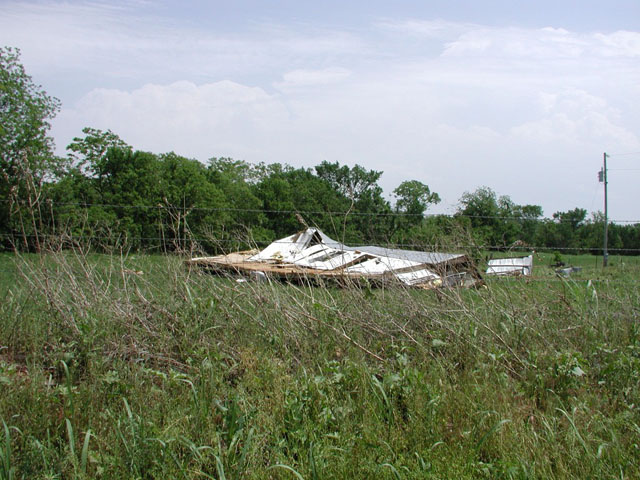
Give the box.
[187,227,482,288]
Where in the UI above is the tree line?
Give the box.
[2,46,639,255]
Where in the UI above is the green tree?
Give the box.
[315,161,391,242]
[255,172,297,237]
[457,186,543,248]
[67,127,130,175]
[45,166,103,240]
[553,208,587,230]
[39,128,131,248]
[393,180,440,232]
[618,223,640,255]
[555,208,587,246]
[514,203,543,243]
[0,46,61,248]
[393,180,440,216]
[207,157,266,238]
[281,167,353,240]
[208,157,267,185]
[538,208,588,253]
[315,161,378,200]
[457,186,501,245]
[160,153,228,251]
[92,147,164,249]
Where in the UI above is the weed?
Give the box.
[0,250,638,478]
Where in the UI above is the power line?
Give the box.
[2,233,640,253]
[607,151,640,157]
[2,199,639,224]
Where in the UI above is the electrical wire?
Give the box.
[2,233,640,253]
[2,199,639,224]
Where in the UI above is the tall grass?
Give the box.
[0,247,638,478]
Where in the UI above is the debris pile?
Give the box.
[187,227,482,288]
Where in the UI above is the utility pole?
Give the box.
[599,152,609,267]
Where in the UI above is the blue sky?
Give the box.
[135,1,640,32]
[2,0,639,221]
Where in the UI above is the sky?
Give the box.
[2,0,639,221]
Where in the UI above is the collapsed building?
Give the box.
[187,227,482,288]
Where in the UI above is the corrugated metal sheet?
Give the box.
[395,268,441,285]
[348,245,464,266]
[248,229,317,262]
[315,230,464,265]
[293,247,371,271]
[344,257,422,275]
[486,255,533,276]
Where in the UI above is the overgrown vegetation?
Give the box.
[1,249,639,478]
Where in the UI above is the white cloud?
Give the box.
[4,1,640,219]
[442,26,640,60]
[595,30,640,57]
[0,1,366,86]
[443,27,589,58]
[374,18,475,40]
[55,80,290,158]
[511,89,638,148]
[276,68,352,90]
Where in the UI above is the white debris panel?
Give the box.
[188,227,481,288]
[486,255,533,276]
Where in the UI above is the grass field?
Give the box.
[1,249,639,479]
